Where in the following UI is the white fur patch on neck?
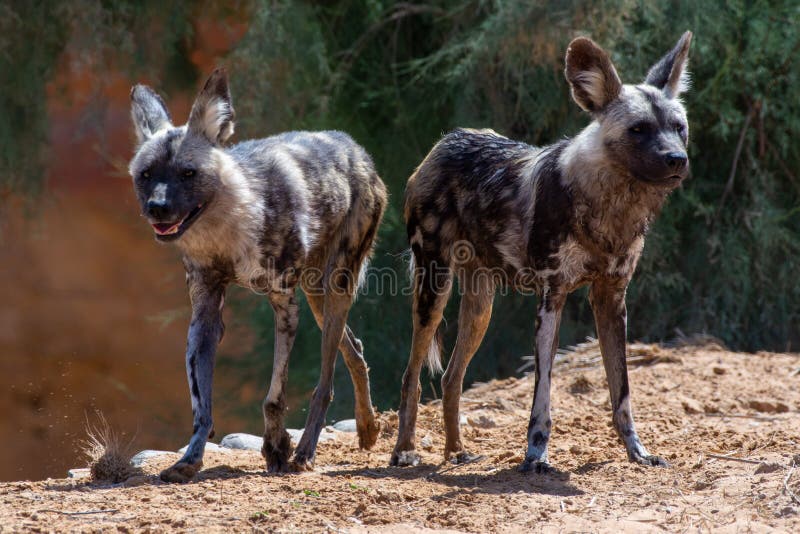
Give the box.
[558,122,606,182]
[177,149,266,290]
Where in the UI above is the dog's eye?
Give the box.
[141,170,150,179]
[674,123,686,133]
[183,169,196,178]
[629,123,650,135]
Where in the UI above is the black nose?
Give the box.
[664,152,688,171]
[146,200,170,220]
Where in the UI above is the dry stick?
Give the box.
[783,464,800,505]
[426,457,486,479]
[39,509,119,516]
[704,413,779,422]
[705,453,763,465]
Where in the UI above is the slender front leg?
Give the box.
[519,288,566,473]
[160,268,227,483]
[589,280,667,467]
[261,290,299,473]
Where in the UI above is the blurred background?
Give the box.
[1,0,798,481]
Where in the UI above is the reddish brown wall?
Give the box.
[0,16,252,481]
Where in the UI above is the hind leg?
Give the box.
[442,271,494,464]
[290,289,352,471]
[390,252,453,467]
[304,290,380,450]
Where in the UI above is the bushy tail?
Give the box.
[408,249,444,375]
[426,332,444,375]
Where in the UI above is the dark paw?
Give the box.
[518,458,552,474]
[262,432,292,474]
[450,451,485,465]
[631,452,669,468]
[356,415,380,450]
[390,450,421,467]
[159,461,202,483]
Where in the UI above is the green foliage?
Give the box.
[221,0,799,424]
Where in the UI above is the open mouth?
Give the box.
[151,203,206,241]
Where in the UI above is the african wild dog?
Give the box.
[391,32,693,471]
[128,68,386,482]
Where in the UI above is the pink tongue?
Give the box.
[153,222,179,235]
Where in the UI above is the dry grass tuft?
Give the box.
[81,412,140,483]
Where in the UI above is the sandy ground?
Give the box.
[2,341,800,533]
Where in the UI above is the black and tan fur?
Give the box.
[391,32,693,471]
[128,69,387,481]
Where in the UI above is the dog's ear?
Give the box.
[187,68,235,145]
[645,31,692,98]
[130,85,172,144]
[565,37,622,113]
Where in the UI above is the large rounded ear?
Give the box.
[130,85,172,144]
[187,68,235,145]
[564,37,622,113]
[644,31,693,99]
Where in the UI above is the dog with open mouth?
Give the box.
[127,68,387,482]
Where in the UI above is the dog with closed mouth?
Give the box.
[128,68,387,482]
[392,32,693,472]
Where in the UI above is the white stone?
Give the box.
[130,450,176,467]
[333,419,358,432]
[177,441,227,455]
[220,433,263,451]
[67,468,90,479]
[286,428,336,445]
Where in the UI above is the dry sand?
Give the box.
[2,341,799,532]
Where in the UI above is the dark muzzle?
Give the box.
[663,151,688,172]
[146,199,172,220]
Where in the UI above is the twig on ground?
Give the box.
[39,509,119,516]
[426,457,486,479]
[361,470,390,478]
[580,495,597,512]
[706,453,762,465]
[704,413,779,422]
[428,494,473,506]
[783,463,800,505]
